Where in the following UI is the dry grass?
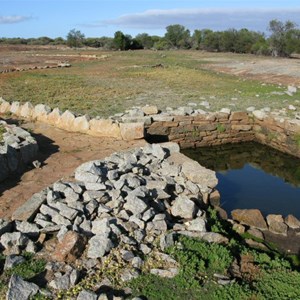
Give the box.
[0,49,299,117]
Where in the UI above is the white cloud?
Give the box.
[0,15,33,25]
[85,8,300,32]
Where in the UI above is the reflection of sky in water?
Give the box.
[182,142,300,219]
[217,164,300,219]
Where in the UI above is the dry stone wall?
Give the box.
[0,120,38,182]
[1,98,300,157]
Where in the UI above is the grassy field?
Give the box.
[0,49,299,117]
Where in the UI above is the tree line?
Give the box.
[1,19,299,57]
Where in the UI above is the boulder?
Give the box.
[171,195,197,219]
[120,122,144,140]
[87,235,114,259]
[10,102,21,115]
[52,231,87,262]
[181,160,218,189]
[231,209,268,230]
[266,214,288,235]
[285,214,300,229]
[6,275,39,300]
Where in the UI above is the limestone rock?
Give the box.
[266,214,288,235]
[87,235,114,258]
[181,160,218,189]
[47,108,62,125]
[171,195,196,219]
[10,102,21,115]
[142,105,158,115]
[33,104,51,121]
[4,255,25,270]
[73,115,90,133]
[6,275,39,300]
[285,214,300,229]
[12,191,47,221]
[77,290,98,300]
[58,110,76,130]
[253,110,267,121]
[186,217,206,232]
[231,209,268,230]
[0,100,11,114]
[19,102,34,119]
[88,119,121,139]
[120,122,144,140]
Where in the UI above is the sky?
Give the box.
[1,0,300,38]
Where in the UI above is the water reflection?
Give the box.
[183,142,300,218]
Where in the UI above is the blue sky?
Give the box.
[1,0,300,38]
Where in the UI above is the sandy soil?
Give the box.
[0,120,146,219]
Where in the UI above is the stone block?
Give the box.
[142,105,158,115]
[88,119,121,139]
[266,214,288,235]
[120,122,144,140]
[47,108,62,125]
[73,115,90,133]
[10,102,21,115]
[33,104,51,121]
[231,209,268,230]
[0,100,11,114]
[230,111,248,121]
[57,110,76,130]
[19,102,34,119]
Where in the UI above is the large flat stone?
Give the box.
[12,191,47,221]
[231,209,268,230]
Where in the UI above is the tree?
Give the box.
[135,33,154,49]
[192,30,202,49]
[66,29,85,48]
[165,24,191,49]
[113,31,127,50]
[268,19,296,56]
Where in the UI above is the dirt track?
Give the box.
[0,120,146,219]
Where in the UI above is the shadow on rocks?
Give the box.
[0,118,59,197]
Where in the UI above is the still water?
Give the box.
[183,142,300,219]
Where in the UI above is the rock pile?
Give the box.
[0,120,38,182]
[0,143,226,299]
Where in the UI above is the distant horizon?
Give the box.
[1,1,300,38]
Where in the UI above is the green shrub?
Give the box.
[254,269,300,299]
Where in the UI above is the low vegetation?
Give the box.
[129,209,300,300]
[1,207,298,299]
[0,253,46,298]
[1,50,297,118]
